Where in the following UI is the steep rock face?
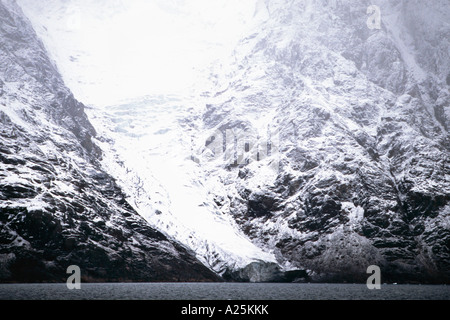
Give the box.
[0,0,220,283]
[195,0,449,283]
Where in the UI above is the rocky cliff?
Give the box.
[195,0,449,283]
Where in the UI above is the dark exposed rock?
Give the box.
[247,192,280,217]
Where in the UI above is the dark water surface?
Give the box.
[0,283,448,300]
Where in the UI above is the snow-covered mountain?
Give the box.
[88,0,449,283]
[0,0,219,282]
[8,0,450,284]
[195,0,449,283]
[15,0,290,282]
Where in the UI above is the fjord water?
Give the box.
[1,283,449,300]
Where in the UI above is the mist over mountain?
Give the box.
[1,0,449,284]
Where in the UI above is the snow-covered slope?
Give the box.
[85,0,450,283]
[195,0,449,283]
[0,0,219,283]
[13,0,450,283]
[17,0,288,281]
[85,95,282,281]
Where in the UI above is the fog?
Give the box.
[18,0,261,105]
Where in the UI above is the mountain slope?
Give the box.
[0,0,220,283]
[11,0,449,284]
[83,0,449,283]
[193,0,449,283]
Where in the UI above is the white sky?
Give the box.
[18,0,262,106]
